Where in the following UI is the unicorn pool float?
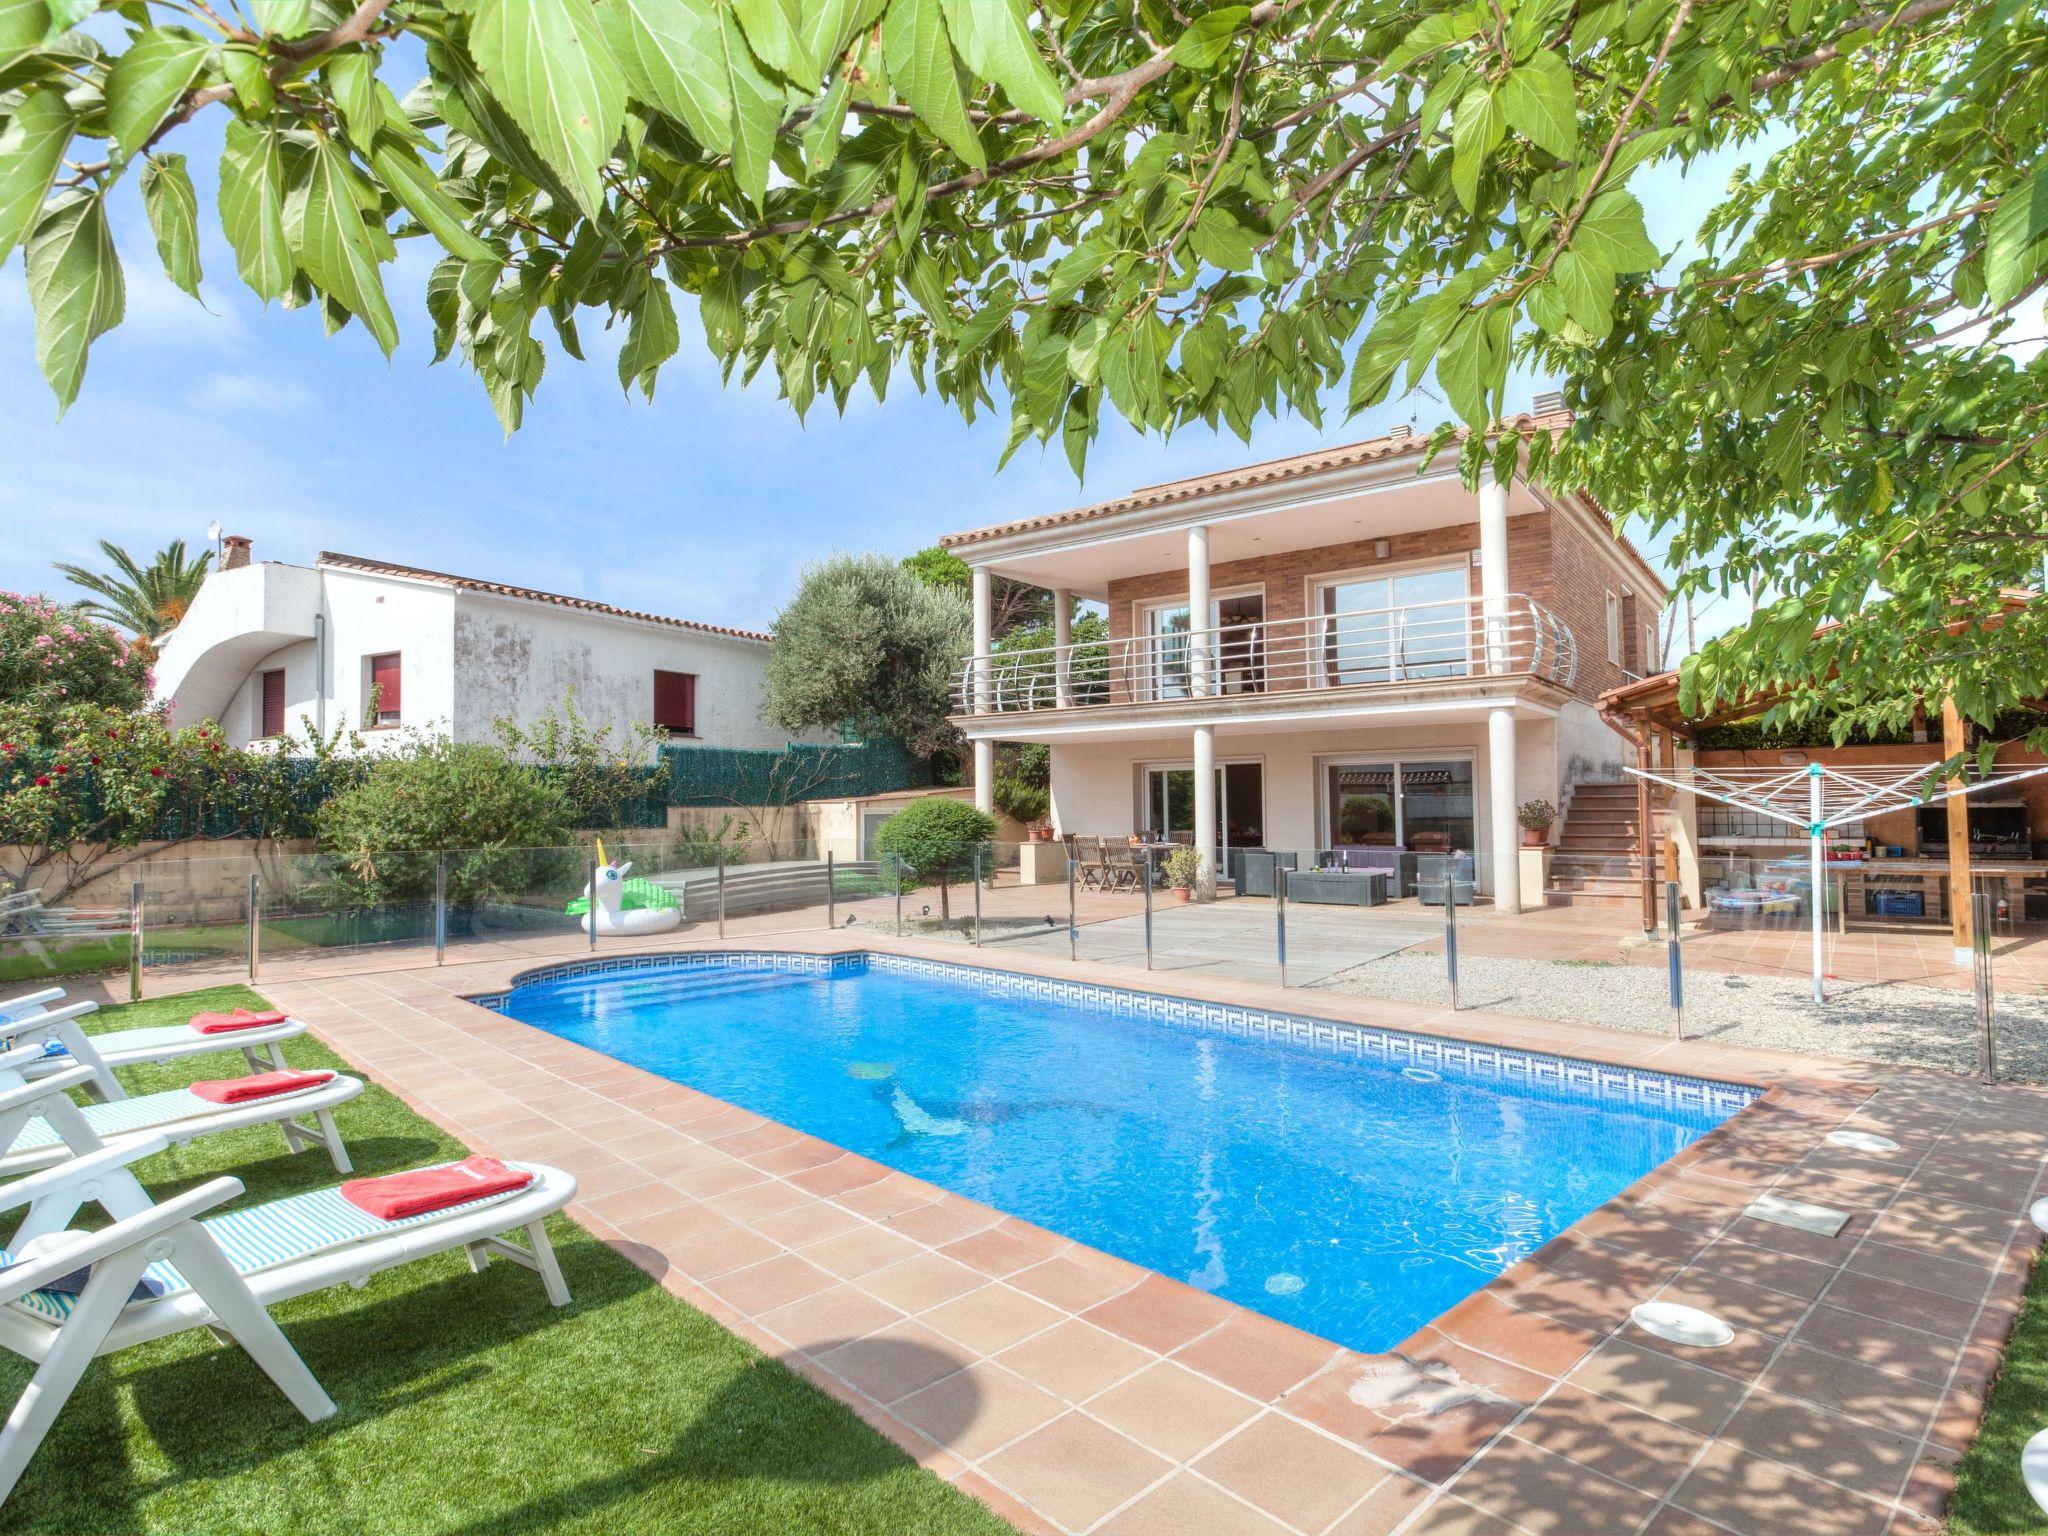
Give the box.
[566,841,683,937]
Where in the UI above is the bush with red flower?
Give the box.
[0,594,146,732]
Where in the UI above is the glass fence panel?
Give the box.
[140,856,253,978]
[0,879,134,985]
[263,849,441,963]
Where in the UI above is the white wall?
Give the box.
[448,594,794,753]
[1047,715,1562,894]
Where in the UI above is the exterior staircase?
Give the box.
[1543,780,1670,910]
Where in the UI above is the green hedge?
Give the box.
[660,741,929,807]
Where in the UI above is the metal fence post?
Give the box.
[893,856,903,937]
[587,856,599,950]
[1067,857,1078,962]
[1142,856,1154,971]
[1973,890,1997,1084]
[434,854,447,966]
[247,872,261,983]
[826,850,837,931]
[716,850,727,941]
[1666,880,1684,1040]
[1444,872,1459,1011]
[972,845,983,947]
[1276,864,1289,988]
[129,880,143,1003]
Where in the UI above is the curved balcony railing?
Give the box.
[953,593,1577,715]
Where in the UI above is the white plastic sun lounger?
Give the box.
[0,1047,363,1177]
[0,999,307,1103]
[0,1113,576,1506]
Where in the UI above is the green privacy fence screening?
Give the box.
[659,741,930,807]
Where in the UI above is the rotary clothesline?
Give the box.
[1624,760,2048,1002]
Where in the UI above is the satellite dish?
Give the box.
[206,520,223,542]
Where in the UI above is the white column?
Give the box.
[970,568,993,713]
[1488,706,1521,913]
[1187,525,1211,697]
[973,739,995,816]
[1053,587,1073,707]
[1192,724,1217,899]
[1478,466,1510,674]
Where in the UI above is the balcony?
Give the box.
[953,593,1577,718]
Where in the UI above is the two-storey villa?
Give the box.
[944,405,1667,909]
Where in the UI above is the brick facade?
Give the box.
[1100,506,1653,704]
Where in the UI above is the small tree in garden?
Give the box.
[490,694,666,836]
[765,554,969,758]
[871,796,996,923]
[992,742,1050,826]
[0,594,148,731]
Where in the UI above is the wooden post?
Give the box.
[1637,736,1656,933]
[1944,698,1973,966]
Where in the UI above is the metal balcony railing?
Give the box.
[953,593,1578,715]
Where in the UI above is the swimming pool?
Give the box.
[483,952,1755,1352]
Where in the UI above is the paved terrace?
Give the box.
[96,927,2048,1536]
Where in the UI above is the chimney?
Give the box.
[220,535,252,571]
[1386,424,1411,440]
[1531,389,1566,416]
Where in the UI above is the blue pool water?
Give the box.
[493,954,1750,1351]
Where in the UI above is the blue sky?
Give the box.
[0,89,1742,643]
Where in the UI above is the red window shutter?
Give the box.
[371,653,402,718]
[260,670,286,737]
[653,670,696,733]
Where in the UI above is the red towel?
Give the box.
[189,1070,335,1105]
[189,1008,291,1035]
[341,1156,534,1220]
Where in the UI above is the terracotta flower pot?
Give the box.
[1174,888,1193,903]
[1521,826,1551,847]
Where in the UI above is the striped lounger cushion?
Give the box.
[0,1165,538,1323]
[6,1083,331,1154]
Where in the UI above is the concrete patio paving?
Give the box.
[168,926,2048,1536]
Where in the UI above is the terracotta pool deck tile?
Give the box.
[1398,1496,1524,1536]
[1757,1344,1945,1439]
[1195,1411,1398,1533]
[833,1172,945,1221]
[663,1156,773,1200]
[885,1194,1008,1248]
[1084,1361,1263,1463]
[706,1252,840,1315]
[747,1133,847,1177]
[1448,1430,1662,1536]
[665,1223,783,1282]
[756,1282,906,1356]
[1718,1387,1921,1505]
[859,1252,992,1316]
[1007,1250,1148,1314]
[893,1360,1066,1463]
[980,1412,1176,1534]
[788,1151,896,1199]
[1672,1441,1895,1536]
[1791,1304,1967,1388]
[748,1196,870,1250]
[1082,1273,1241,1355]
[995,1319,1158,1405]
[1169,1309,1343,1405]
[702,1175,815,1225]
[613,1198,732,1250]
[1652,1264,1817,1337]
[1821,1268,1983,1340]
[1507,1383,1709,1498]
[804,1223,927,1280]
[581,1177,695,1227]
[1565,1338,1749,1435]
[703,1120,804,1158]
[942,1219,1071,1279]
[1321,1470,1437,1536]
[1690,1236,1842,1301]
[947,1470,1064,1536]
[1361,1397,1525,1485]
[1095,1471,1294,1536]
[1492,1262,1637,1336]
[816,1318,979,1406]
[1425,1290,1603,1380]
[919,1282,1067,1357]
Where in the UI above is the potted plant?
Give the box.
[1028,822,1054,842]
[1517,798,1556,847]
[1162,845,1203,901]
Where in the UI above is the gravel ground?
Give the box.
[1313,950,2048,1082]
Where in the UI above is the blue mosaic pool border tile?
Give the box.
[472,949,1760,1120]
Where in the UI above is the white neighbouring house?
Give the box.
[151,540,797,755]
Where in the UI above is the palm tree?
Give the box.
[55,539,213,640]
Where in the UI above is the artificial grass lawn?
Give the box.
[0,984,1017,1536]
[1951,1243,2048,1534]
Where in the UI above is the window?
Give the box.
[367,652,402,727]
[1325,758,1475,852]
[1317,565,1469,684]
[1643,622,1660,673]
[259,668,286,738]
[1604,591,1622,664]
[653,670,697,735]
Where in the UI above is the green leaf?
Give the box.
[139,151,201,298]
[597,0,731,152]
[104,25,212,162]
[470,0,629,220]
[1987,164,2048,308]
[881,0,984,170]
[1450,86,1503,211]
[1497,50,1576,160]
[0,87,73,267]
[430,35,577,206]
[1382,10,1467,74]
[218,118,293,300]
[0,0,45,77]
[325,50,384,142]
[219,46,274,114]
[938,0,1063,122]
[251,0,317,37]
[41,0,92,40]
[369,134,500,265]
[1572,189,1660,272]
[1551,247,1614,338]
[717,2,782,207]
[1433,308,1493,426]
[732,0,817,84]
[25,189,123,414]
[618,274,679,398]
[286,138,398,355]
[1169,5,1248,70]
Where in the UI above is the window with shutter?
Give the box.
[653,670,697,735]
[260,669,286,738]
[368,653,402,726]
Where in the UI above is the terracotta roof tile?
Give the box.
[940,411,1579,550]
[316,552,771,643]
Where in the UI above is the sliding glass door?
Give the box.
[1142,594,1266,700]
[1324,757,1474,852]
[1143,763,1265,851]
[1318,566,1471,685]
